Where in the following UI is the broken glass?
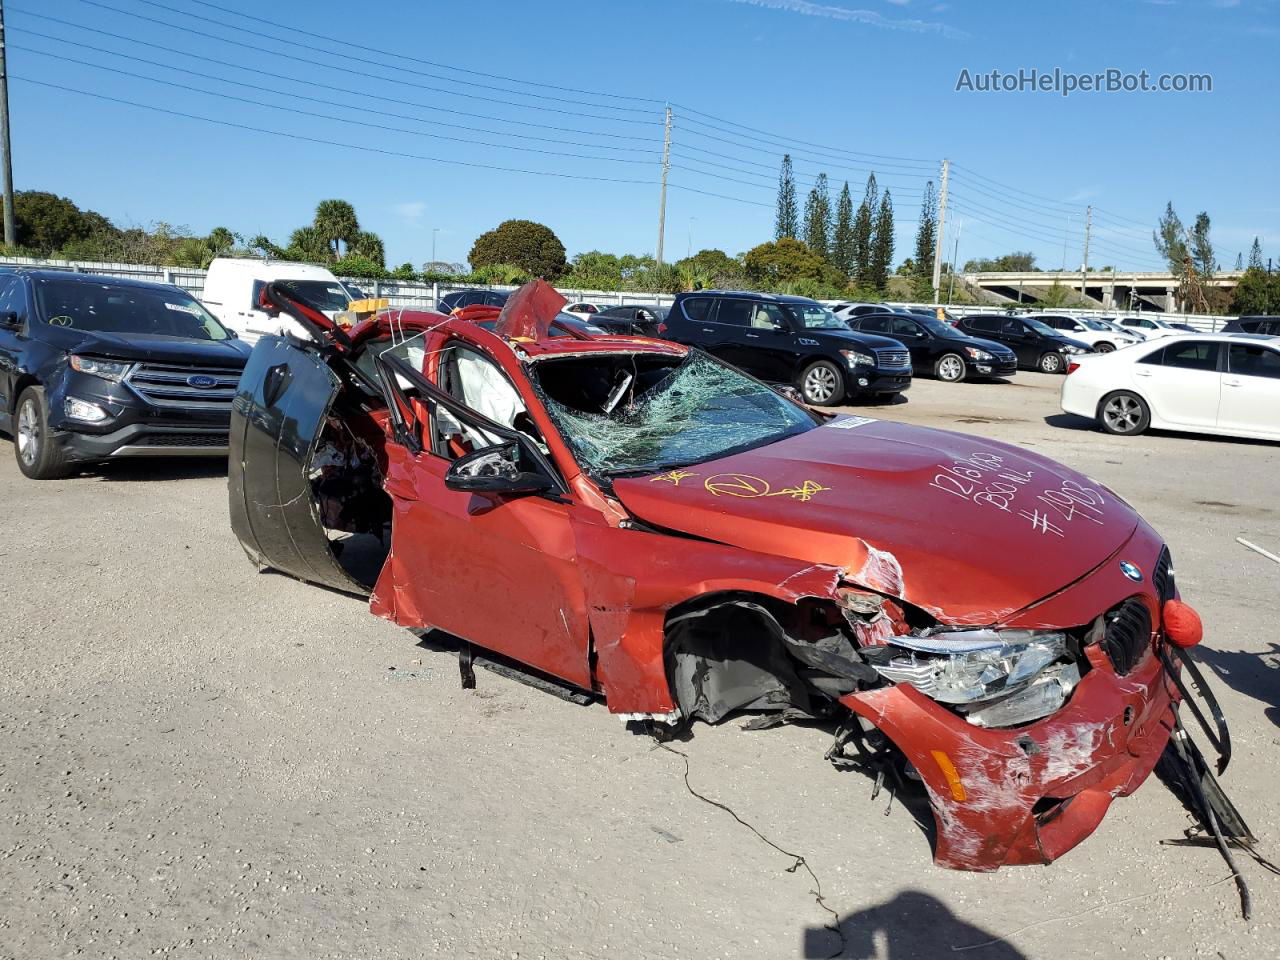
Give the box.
[536,352,816,475]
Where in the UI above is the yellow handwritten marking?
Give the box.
[703,473,831,501]
[650,469,697,486]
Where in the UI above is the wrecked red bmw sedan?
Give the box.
[229,281,1247,875]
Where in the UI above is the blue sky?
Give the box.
[9,0,1279,272]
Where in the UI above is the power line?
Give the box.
[670,150,925,197]
[9,10,659,142]
[674,139,928,193]
[14,76,659,185]
[952,161,1154,233]
[158,0,665,107]
[13,44,660,164]
[63,0,660,124]
[677,118,935,175]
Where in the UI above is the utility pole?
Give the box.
[946,219,962,305]
[1081,204,1092,299]
[655,105,672,265]
[0,0,15,248]
[930,158,949,301]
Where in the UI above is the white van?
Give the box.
[202,258,364,344]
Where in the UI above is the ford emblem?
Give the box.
[187,374,219,389]
[1119,561,1143,582]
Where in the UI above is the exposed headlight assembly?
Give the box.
[70,355,131,382]
[870,629,1078,727]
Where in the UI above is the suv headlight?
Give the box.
[840,349,875,367]
[869,629,1078,726]
[70,355,131,382]
[962,346,993,361]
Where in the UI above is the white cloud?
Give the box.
[727,0,967,38]
[394,201,426,222]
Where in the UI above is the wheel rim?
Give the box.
[1042,354,1062,373]
[1103,395,1142,432]
[939,355,963,380]
[803,366,838,403]
[1098,343,1115,353]
[17,400,39,465]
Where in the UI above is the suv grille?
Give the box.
[134,432,229,448]
[874,348,912,370]
[1101,597,1153,675]
[125,364,242,408]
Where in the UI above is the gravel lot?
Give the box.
[1,370,1277,960]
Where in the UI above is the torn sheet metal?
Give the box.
[494,279,567,341]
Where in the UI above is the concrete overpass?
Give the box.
[964,269,1245,312]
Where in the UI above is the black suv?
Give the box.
[847,312,1018,381]
[1221,316,1280,336]
[955,314,1090,374]
[660,291,911,405]
[0,269,251,479]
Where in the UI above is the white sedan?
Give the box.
[562,301,611,321]
[1061,333,1280,440]
[1031,314,1144,352]
[1116,315,1191,340]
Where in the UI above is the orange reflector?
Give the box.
[1163,599,1203,648]
[930,749,967,802]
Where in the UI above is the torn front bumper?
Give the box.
[841,639,1177,871]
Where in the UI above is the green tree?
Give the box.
[964,252,1038,272]
[851,173,878,285]
[562,250,623,289]
[802,172,831,260]
[775,155,797,240]
[284,226,330,262]
[1153,202,1188,273]
[744,237,827,285]
[331,254,387,279]
[1248,237,1264,270]
[1230,267,1275,314]
[351,230,385,268]
[674,248,746,289]
[313,199,360,259]
[14,191,117,255]
[869,191,894,291]
[469,219,566,279]
[1189,211,1214,278]
[910,181,938,299]
[831,182,854,277]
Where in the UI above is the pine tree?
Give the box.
[870,190,895,291]
[1248,237,1264,270]
[1153,202,1187,273]
[832,182,855,276]
[1190,212,1214,278]
[913,181,937,287]
[775,155,797,240]
[1235,252,1244,270]
[802,173,831,259]
[851,173,878,285]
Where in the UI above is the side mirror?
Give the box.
[444,443,553,496]
[0,310,18,328]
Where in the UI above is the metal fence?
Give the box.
[0,254,1232,331]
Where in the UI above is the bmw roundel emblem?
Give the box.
[187,374,219,389]
[1119,561,1144,582]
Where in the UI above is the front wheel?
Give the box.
[798,360,845,406]
[1098,391,1150,436]
[1095,341,1116,353]
[14,387,72,480]
[1038,352,1065,374]
[934,352,967,382]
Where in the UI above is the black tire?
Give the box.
[1095,341,1116,353]
[933,352,967,382]
[1038,352,1066,374]
[14,386,72,479]
[1097,391,1151,436]
[798,359,845,406]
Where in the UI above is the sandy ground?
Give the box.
[1,370,1277,960]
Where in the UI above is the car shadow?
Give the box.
[1192,642,1280,729]
[1043,413,1097,432]
[93,457,230,482]
[1042,415,1280,447]
[803,889,1029,959]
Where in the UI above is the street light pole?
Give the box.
[0,0,16,248]
[431,227,439,269]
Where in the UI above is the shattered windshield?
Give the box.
[534,351,817,475]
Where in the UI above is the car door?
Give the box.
[738,300,797,381]
[1218,342,1280,437]
[701,298,764,376]
[0,276,23,423]
[1135,339,1222,428]
[375,340,593,688]
[997,318,1039,366]
[886,316,929,369]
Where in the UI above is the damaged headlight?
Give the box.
[870,630,1077,726]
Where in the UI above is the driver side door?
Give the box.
[373,340,594,690]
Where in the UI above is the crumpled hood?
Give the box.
[37,327,251,366]
[611,416,1140,624]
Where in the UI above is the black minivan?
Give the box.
[0,269,251,479]
[955,314,1090,374]
[660,291,912,405]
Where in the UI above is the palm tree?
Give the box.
[350,230,385,268]
[313,199,359,259]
